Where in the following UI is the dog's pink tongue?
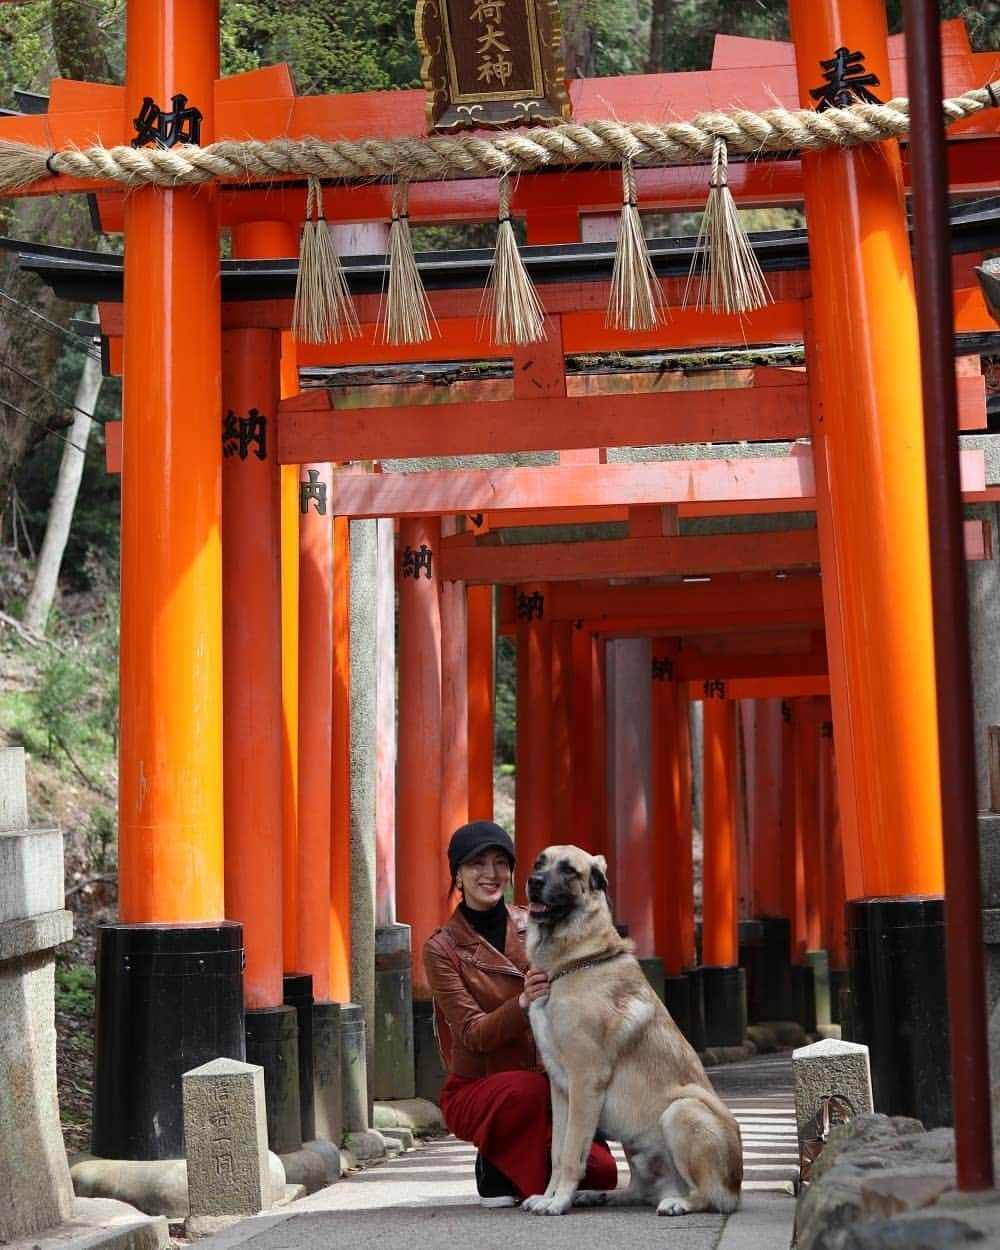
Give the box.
[528,902,550,915]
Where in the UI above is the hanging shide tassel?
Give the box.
[684,138,773,316]
[482,174,546,345]
[607,158,665,332]
[381,179,435,345]
[292,175,360,344]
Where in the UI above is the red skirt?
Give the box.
[439,1069,618,1199]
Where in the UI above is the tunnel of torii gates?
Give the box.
[2,0,1000,1178]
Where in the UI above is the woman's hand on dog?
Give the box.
[519,967,550,1011]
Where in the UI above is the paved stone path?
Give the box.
[198,1054,798,1250]
[712,1053,800,1196]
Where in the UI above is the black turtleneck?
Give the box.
[459,897,508,955]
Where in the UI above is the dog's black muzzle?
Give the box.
[526,872,575,924]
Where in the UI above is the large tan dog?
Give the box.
[523,844,743,1217]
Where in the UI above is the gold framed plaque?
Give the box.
[416,0,571,132]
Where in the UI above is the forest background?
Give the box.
[0,0,995,1152]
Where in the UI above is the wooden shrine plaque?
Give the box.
[416,0,570,132]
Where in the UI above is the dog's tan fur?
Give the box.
[523,844,743,1218]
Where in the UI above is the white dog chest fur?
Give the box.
[529,998,571,1093]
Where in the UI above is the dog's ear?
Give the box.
[589,856,609,894]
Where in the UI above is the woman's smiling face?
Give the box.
[458,848,513,910]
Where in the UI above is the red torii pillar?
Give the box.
[743,698,797,1024]
[551,621,575,841]
[700,692,746,1047]
[514,582,553,888]
[440,568,470,839]
[569,624,594,844]
[221,291,304,1153]
[397,517,444,993]
[330,512,352,1002]
[297,464,334,1003]
[795,703,830,1028]
[467,585,494,823]
[94,0,244,1163]
[791,0,949,1126]
[651,644,697,1042]
[819,716,849,1022]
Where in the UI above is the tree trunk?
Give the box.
[647,0,675,71]
[23,308,103,635]
[562,0,596,78]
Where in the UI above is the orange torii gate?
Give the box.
[2,0,999,1194]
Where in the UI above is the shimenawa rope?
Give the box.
[0,84,995,193]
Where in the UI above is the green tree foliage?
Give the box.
[220,0,421,92]
[495,635,516,764]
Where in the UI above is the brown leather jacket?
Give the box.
[423,904,541,1079]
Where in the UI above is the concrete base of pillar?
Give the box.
[91,923,245,1161]
[830,968,849,1025]
[662,973,692,1042]
[283,973,315,1143]
[373,925,415,1101]
[790,962,817,1034]
[311,1001,342,1146]
[637,956,665,1003]
[806,949,832,1027]
[684,967,707,1053]
[245,1005,301,1156]
[846,896,951,1127]
[340,1003,370,1133]
[412,998,447,1105]
[700,965,746,1049]
[742,915,796,1024]
[69,1153,286,1219]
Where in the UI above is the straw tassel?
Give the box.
[607,159,665,332]
[381,179,435,345]
[684,138,773,316]
[292,176,360,344]
[482,174,546,345]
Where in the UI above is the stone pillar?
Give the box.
[0,747,74,1241]
[967,504,1000,811]
[350,517,378,1096]
[375,517,397,927]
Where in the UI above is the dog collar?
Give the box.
[547,951,626,984]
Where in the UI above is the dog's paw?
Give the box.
[523,1194,572,1215]
[656,1196,694,1217]
[573,1190,610,1207]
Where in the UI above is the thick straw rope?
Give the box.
[0,85,995,194]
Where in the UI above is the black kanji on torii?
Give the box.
[517,590,545,621]
[132,94,203,148]
[300,469,327,515]
[222,408,267,461]
[652,656,674,681]
[402,544,434,579]
[809,47,882,111]
[703,679,726,699]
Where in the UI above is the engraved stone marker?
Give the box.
[182,1058,272,1236]
[793,1036,874,1173]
